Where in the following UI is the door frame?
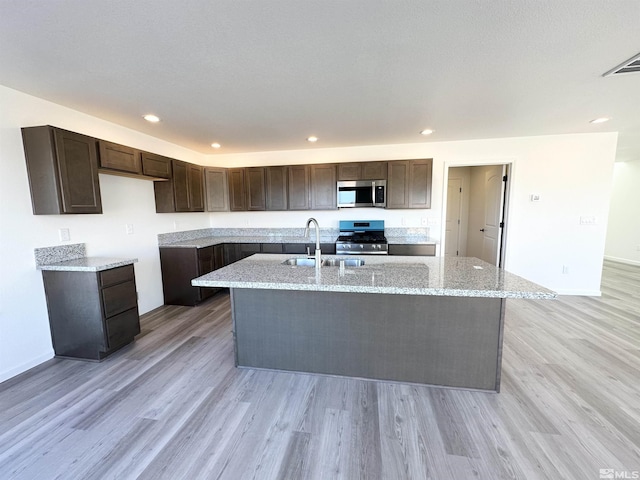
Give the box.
[441,160,514,269]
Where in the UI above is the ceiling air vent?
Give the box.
[603,52,640,77]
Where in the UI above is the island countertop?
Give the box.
[192,254,556,299]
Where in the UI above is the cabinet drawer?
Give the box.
[102,280,138,318]
[100,264,135,288]
[105,307,140,349]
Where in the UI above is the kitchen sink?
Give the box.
[282,258,365,267]
[322,258,365,267]
[282,258,318,267]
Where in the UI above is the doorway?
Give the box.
[445,164,509,267]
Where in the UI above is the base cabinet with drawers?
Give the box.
[41,264,140,360]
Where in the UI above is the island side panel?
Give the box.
[231,288,504,391]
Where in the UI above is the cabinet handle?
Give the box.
[480,228,485,232]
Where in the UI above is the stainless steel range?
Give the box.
[335,220,388,255]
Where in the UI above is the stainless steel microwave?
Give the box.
[337,180,386,208]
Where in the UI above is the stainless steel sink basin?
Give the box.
[282,258,317,267]
[322,258,365,267]
[282,258,365,267]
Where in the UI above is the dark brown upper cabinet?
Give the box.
[245,167,266,211]
[227,168,246,211]
[266,166,288,211]
[310,164,337,210]
[22,126,102,214]
[287,165,310,210]
[204,167,229,211]
[337,162,387,180]
[98,140,141,175]
[153,159,204,212]
[141,152,172,179]
[386,159,433,209]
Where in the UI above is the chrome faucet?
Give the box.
[304,217,321,268]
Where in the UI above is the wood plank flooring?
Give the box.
[1,259,638,479]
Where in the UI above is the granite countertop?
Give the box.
[161,235,437,248]
[37,257,138,272]
[191,254,556,299]
[162,235,339,248]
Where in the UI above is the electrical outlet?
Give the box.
[126,224,134,235]
[59,228,70,242]
[401,217,407,226]
[580,216,596,225]
[562,265,569,274]
[173,221,179,230]
[530,194,541,202]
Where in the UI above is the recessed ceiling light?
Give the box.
[589,117,610,124]
[211,143,221,149]
[420,129,435,136]
[143,114,160,123]
[307,136,318,143]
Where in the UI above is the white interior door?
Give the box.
[445,177,462,256]
[480,165,505,265]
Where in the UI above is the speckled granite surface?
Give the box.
[159,227,434,248]
[35,243,137,271]
[192,254,556,299]
[34,243,86,266]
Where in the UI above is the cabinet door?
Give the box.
[228,168,246,211]
[141,152,172,179]
[98,140,141,174]
[266,166,288,211]
[245,167,266,211]
[408,159,432,209]
[204,167,229,211]
[386,160,410,209]
[310,164,337,210]
[213,244,225,269]
[53,128,103,214]
[172,160,191,212]
[198,246,215,275]
[337,163,361,180]
[288,165,310,210]
[188,164,204,211]
[362,161,387,180]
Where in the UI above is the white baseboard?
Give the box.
[0,350,54,384]
[604,255,640,267]
[554,289,602,297]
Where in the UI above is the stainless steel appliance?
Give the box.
[337,180,386,208]
[335,220,388,255]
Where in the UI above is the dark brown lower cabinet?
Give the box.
[388,244,436,256]
[160,244,225,306]
[41,264,140,361]
[282,243,336,255]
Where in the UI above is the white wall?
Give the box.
[0,84,618,383]
[0,85,211,382]
[605,160,640,265]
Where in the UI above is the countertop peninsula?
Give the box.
[192,254,556,299]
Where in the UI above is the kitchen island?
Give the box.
[192,254,555,392]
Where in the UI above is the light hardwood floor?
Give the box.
[1,260,638,479]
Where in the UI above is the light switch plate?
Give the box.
[59,228,70,242]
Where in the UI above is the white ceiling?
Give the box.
[1,1,638,160]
